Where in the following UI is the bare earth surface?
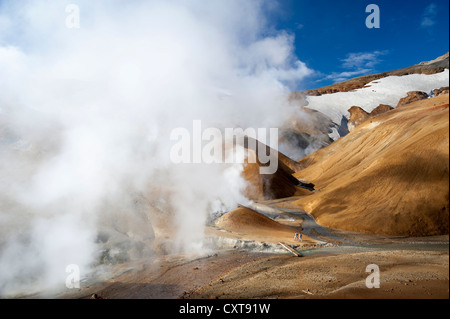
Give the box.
[55,200,449,300]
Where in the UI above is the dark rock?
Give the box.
[397,91,429,107]
[433,87,449,96]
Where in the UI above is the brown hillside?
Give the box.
[215,207,314,245]
[216,207,295,234]
[292,94,450,236]
[241,137,312,201]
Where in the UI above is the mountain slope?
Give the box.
[287,53,449,144]
[241,137,312,200]
[304,52,449,96]
[215,206,299,244]
[291,94,449,236]
[303,69,449,127]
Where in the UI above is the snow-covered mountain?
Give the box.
[289,53,449,142]
[308,70,448,125]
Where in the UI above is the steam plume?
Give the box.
[0,0,312,295]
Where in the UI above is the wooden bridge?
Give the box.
[279,242,303,257]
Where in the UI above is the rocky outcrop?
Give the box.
[418,52,449,66]
[397,91,429,107]
[370,104,394,116]
[433,87,449,97]
[348,106,370,131]
[241,137,311,201]
[348,104,394,131]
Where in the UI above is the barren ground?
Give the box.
[54,199,449,300]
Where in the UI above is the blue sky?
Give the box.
[0,0,448,92]
[270,0,449,90]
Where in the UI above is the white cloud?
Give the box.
[321,50,389,83]
[421,3,438,28]
[295,23,304,30]
[341,50,388,70]
[323,69,372,83]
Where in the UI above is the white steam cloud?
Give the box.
[0,0,312,296]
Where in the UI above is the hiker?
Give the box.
[299,233,303,243]
[294,233,298,241]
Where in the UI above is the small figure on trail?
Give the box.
[294,233,299,241]
[299,233,303,243]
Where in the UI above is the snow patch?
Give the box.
[307,69,449,127]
